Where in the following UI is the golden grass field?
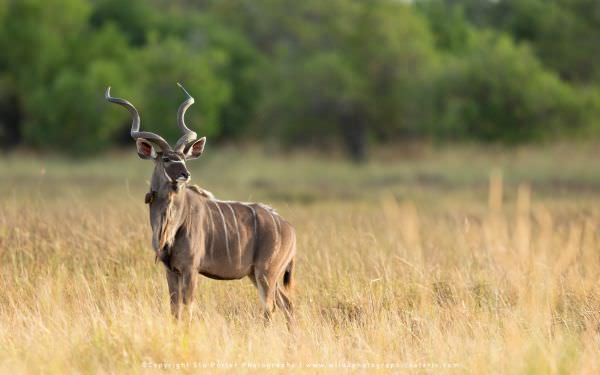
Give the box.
[1,143,600,373]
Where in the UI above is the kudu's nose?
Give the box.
[175,171,190,183]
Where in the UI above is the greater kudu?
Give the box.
[105,84,296,323]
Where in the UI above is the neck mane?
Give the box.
[148,182,188,256]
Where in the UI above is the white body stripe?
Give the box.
[268,210,280,251]
[213,200,276,248]
[213,199,278,216]
[225,203,242,266]
[201,196,283,260]
[245,204,258,240]
[211,200,232,263]
[205,201,215,256]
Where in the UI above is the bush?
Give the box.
[132,37,231,144]
[1,0,600,156]
[430,32,591,142]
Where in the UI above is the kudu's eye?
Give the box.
[162,157,170,163]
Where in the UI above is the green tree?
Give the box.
[216,0,439,160]
[90,0,158,46]
[492,0,600,83]
[152,10,262,140]
[430,32,590,142]
[26,61,132,153]
[1,0,599,155]
[133,37,231,144]
[0,0,90,150]
[421,0,600,84]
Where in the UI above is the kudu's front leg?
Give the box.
[166,269,197,320]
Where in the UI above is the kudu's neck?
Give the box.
[150,165,189,209]
[148,164,190,252]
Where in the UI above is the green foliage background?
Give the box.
[0,0,598,157]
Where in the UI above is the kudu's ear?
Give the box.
[136,139,157,160]
[184,137,206,160]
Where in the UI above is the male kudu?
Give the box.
[105,84,296,323]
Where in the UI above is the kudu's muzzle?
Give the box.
[164,162,191,184]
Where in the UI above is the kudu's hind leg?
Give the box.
[251,271,277,323]
[275,286,294,327]
[277,257,295,325]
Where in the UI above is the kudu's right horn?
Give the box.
[105,87,171,152]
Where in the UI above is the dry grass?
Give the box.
[1,144,599,373]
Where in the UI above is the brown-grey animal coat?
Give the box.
[106,85,296,323]
[147,153,296,323]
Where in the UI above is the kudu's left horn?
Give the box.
[174,82,198,153]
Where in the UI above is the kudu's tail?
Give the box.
[283,257,295,292]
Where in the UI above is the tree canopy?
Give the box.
[0,0,598,159]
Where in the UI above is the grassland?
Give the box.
[1,143,599,373]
